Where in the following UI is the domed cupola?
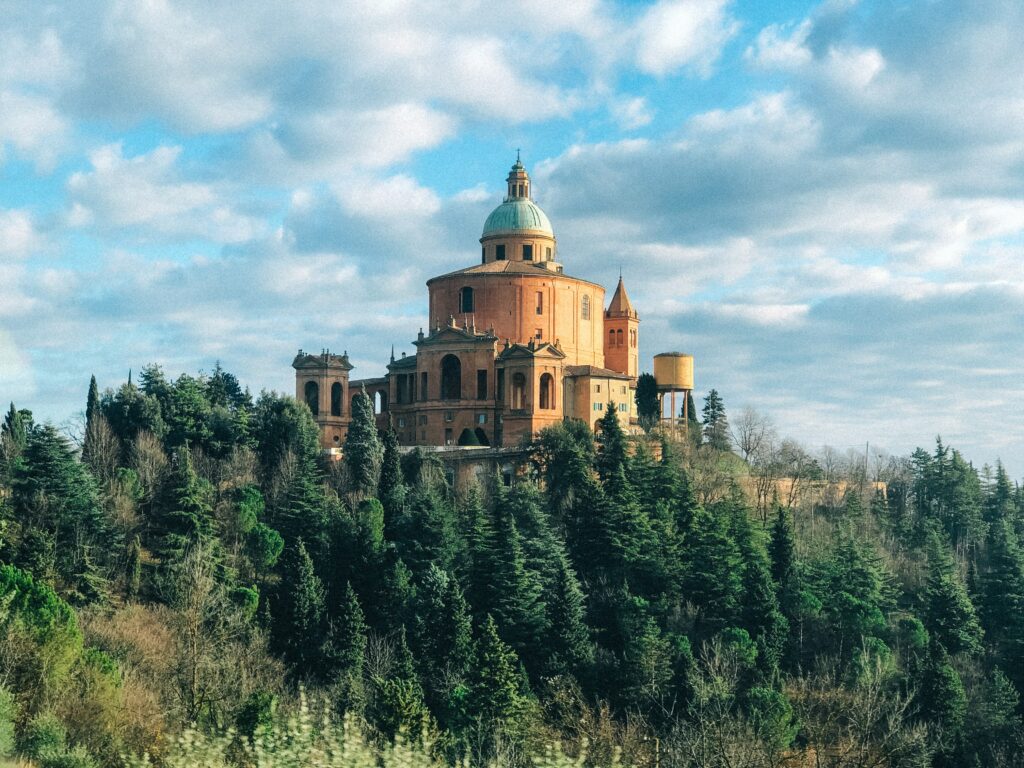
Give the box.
[480,155,557,265]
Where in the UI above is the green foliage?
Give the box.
[274,540,326,679]
[634,372,659,432]
[470,615,525,730]
[0,685,16,758]
[19,711,67,760]
[152,444,215,562]
[922,530,983,655]
[344,391,383,499]
[700,389,730,451]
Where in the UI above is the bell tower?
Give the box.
[604,277,639,378]
[292,349,353,451]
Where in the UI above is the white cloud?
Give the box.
[0,90,69,171]
[634,0,740,77]
[611,97,654,130]
[67,143,264,243]
[0,330,34,398]
[0,210,41,258]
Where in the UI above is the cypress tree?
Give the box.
[768,504,795,588]
[125,534,142,600]
[733,507,789,679]
[634,372,659,432]
[378,425,406,527]
[344,390,383,499]
[412,564,473,702]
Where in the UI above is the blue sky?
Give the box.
[2,0,1024,474]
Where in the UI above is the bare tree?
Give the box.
[730,407,776,464]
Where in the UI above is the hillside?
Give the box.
[1,364,1023,767]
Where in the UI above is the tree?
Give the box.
[730,406,775,464]
[469,615,524,729]
[682,506,742,637]
[152,444,215,563]
[378,425,406,526]
[768,505,795,588]
[701,389,730,452]
[344,390,383,499]
[323,581,367,706]
[923,531,983,656]
[543,556,592,677]
[274,540,327,679]
[916,639,967,755]
[634,373,659,432]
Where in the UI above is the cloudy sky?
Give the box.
[2,0,1023,473]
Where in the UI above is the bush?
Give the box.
[40,745,98,768]
[0,685,16,758]
[19,711,67,759]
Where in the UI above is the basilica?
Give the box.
[292,158,687,454]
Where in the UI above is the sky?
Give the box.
[1,0,1023,474]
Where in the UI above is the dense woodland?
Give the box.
[1,364,1024,767]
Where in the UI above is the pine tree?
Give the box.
[486,497,547,671]
[682,506,742,636]
[412,564,473,709]
[543,555,592,677]
[923,531,983,655]
[344,390,383,499]
[152,443,215,562]
[701,389,730,451]
[916,639,967,752]
[470,615,524,728]
[11,425,110,599]
[323,581,367,707]
[370,626,430,741]
[275,540,327,679]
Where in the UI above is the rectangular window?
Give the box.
[535,328,543,339]
[523,244,533,261]
[409,373,417,402]
[496,244,506,261]
[545,246,552,260]
[445,428,453,445]
[535,291,543,314]
[398,417,406,427]
[619,403,628,412]
[593,403,603,411]
[477,369,487,400]
[595,384,602,393]
[445,410,454,422]
[497,369,505,401]
[481,246,486,263]
[421,371,428,400]
[477,413,487,424]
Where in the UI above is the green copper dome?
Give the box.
[481,198,553,238]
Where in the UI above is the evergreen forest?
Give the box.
[1,364,1024,767]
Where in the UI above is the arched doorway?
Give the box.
[441,355,462,400]
[304,381,319,415]
[374,390,388,414]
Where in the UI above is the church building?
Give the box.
[293,158,661,453]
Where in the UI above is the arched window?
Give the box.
[616,329,624,347]
[512,372,526,409]
[331,382,342,416]
[374,390,387,414]
[460,286,474,313]
[539,373,554,410]
[304,381,319,415]
[581,295,590,320]
[608,329,616,347]
[441,354,462,400]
